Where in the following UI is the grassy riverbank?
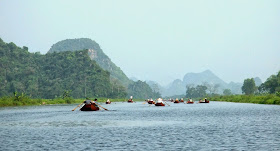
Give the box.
[0,96,143,107]
[209,94,280,105]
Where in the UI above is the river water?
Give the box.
[0,101,279,151]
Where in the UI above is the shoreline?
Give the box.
[208,94,280,105]
[0,97,143,107]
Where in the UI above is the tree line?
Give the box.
[185,71,280,98]
[0,38,160,99]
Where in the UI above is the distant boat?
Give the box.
[148,100,155,104]
[186,101,194,104]
[174,100,180,103]
[128,99,134,103]
[198,100,209,103]
[155,102,165,106]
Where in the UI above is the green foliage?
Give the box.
[0,39,124,99]
[242,78,257,95]
[127,80,161,99]
[223,89,232,96]
[186,85,207,98]
[259,71,280,94]
[48,38,133,87]
[209,94,280,105]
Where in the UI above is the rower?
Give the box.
[157,98,163,103]
[190,98,193,102]
[106,99,110,103]
[84,98,94,104]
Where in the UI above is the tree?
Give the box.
[186,85,207,98]
[241,78,257,95]
[223,89,232,96]
[259,71,280,94]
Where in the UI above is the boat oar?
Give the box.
[72,102,84,111]
[164,100,170,106]
[96,103,109,111]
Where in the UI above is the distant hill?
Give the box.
[130,77,138,82]
[153,70,243,97]
[0,38,126,98]
[47,38,160,99]
[48,38,132,87]
[183,70,228,87]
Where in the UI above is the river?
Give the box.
[0,101,279,150]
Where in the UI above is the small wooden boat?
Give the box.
[148,101,155,104]
[199,100,209,103]
[80,104,100,111]
[180,100,184,103]
[106,101,111,104]
[155,102,165,106]
[128,99,134,103]
[187,101,194,104]
[174,100,180,103]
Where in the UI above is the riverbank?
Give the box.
[209,94,280,105]
[0,96,143,107]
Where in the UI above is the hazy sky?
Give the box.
[1,0,279,86]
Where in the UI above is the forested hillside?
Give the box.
[0,38,126,99]
[48,38,132,86]
[47,38,161,99]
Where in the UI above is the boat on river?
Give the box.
[128,99,134,103]
[106,99,111,104]
[198,99,209,103]
[187,101,194,104]
[155,102,165,106]
[174,100,180,103]
[80,104,100,111]
[199,100,209,103]
[148,100,155,104]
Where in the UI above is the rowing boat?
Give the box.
[80,104,100,111]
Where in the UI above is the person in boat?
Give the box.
[157,98,163,104]
[106,99,110,103]
[205,98,208,102]
[189,98,193,102]
[84,98,94,105]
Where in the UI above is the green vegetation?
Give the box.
[259,71,280,94]
[210,71,280,105]
[48,38,132,87]
[209,94,280,105]
[0,38,160,107]
[223,89,232,95]
[185,85,207,98]
[128,80,161,99]
[242,78,257,95]
[0,38,126,99]
[0,95,144,107]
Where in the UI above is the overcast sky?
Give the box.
[0,0,279,86]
